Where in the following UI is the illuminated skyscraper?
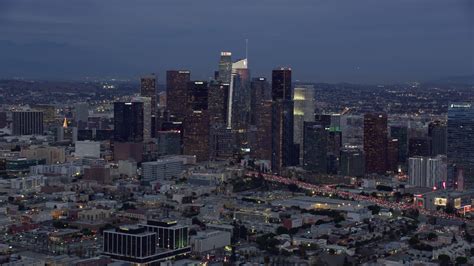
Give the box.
[166,70,191,121]
[447,103,474,189]
[293,84,315,163]
[208,81,229,127]
[252,100,273,161]
[364,113,388,174]
[140,74,157,115]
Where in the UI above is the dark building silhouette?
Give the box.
[182,81,210,162]
[390,126,408,164]
[314,114,332,128]
[272,68,292,101]
[250,77,271,125]
[448,103,474,190]
[364,113,388,174]
[271,68,295,172]
[0,112,7,128]
[208,81,229,127]
[387,138,399,172]
[12,111,44,136]
[340,148,365,177]
[252,100,273,161]
[429,120,447,156]
[166,70,191,121]
[113,102,144,143]
[303,122,328,173]
[409,137,431,157]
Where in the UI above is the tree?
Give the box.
[438,254,451,266]
[455,256,467,265]
[368,205,381,215]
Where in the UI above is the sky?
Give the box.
[0,0,473,83]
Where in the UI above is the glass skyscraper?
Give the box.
[447,103,474,190]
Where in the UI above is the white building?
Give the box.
[408,155,447,188]
[190,230,231,253]
[75,141,100,158]
[142,158,184,181]
[30,163,83,177]
[10,175,47,192]
[293,85,315,163]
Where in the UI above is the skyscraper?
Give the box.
[183,81,210,162]
[132,96,152,142]
[364,113,388,174]
[166,70,191,121]
[340,147,365,177]
[409,137,431,157]
[272,68,292,101]
[447,103,474,189]
[250,77,271,125]
[218,52,232,84]
[271,68,295,172]
[140,74,157,116]
[429,120,447,156]
[390,126,408,165]
[113,102,144,143]
[303,122,328,173]
[12,111,44,136]
[252,100,273,161]
[293,84,315,164]
[208,81,229,127]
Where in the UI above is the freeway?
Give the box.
[247,172,467,222]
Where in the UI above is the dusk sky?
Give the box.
[0,0,472,83]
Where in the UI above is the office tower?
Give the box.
[140,74,157,116]
[141,219,190,251]
[390,126,408,164]
[103,226,158,264]
[131,96,152,142]
[230,58,250,130]
[84,165,112,184]
[271,68,296,172]
[157,131,181,156]
[293,85,315,164]
[252,100,273,161]
[364,113,388,174]
[408,155,447,188]
[409,137,431,157]
[74,102,89,124]
[250,77,271,125]
[447,103,474,190]
[303,122,327,173]
[429,120,447,156]
[209,126,235,160]
[272,68,292,101]
[327,128,342,174]
[183,111,210,162]
[12,111,44,135]
[0,112,7,128]
[218,52,232,84]
[182,81,210,162]
[113,102,144,143]
[340,147,365,177]
[314,114,332,128]
[208,81,229,127]
[387,138,399,172]
[166,70,191,121]
[340,114,364,147]
[142,158,184,181]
